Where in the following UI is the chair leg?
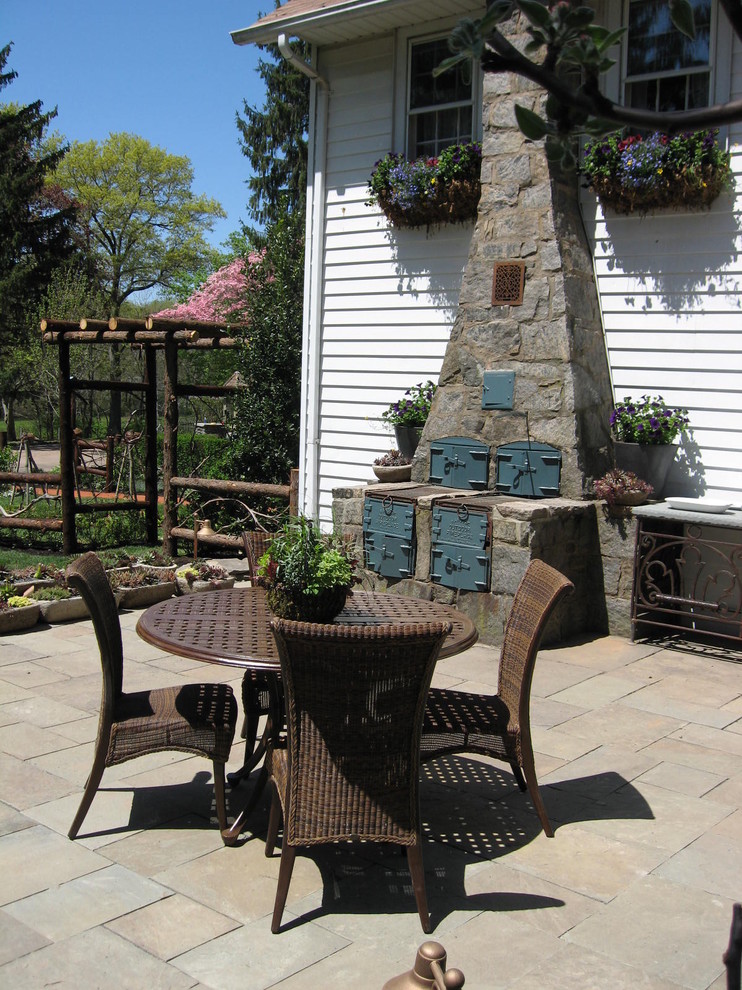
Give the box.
[68,747,107,839]
[265,783,282,858]
[511,762,527,791]
[406,841,431,934]
[520,746,554,838]
[272,843,297,933]
[212,761,229,834]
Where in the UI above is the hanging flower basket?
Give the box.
[580,129,732,215]
[368,143,482,229]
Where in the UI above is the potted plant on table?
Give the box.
[381,380,437,460]
[610,395,689,500]
[256,516,359,622]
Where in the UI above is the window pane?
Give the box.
[626,78,657,110]
[688,71,710,108]
[410,38,471,110]
[627,0,710,77]
[657,73,688,112]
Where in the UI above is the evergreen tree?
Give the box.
[0,43,76,355]
[228,206,304,485]
[236,41,310,230]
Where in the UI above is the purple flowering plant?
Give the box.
[381,381,437,428]
[580,129,731,214]
[368,143,482,228]
[610,395,689,445]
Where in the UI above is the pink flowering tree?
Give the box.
[153,252,264,323]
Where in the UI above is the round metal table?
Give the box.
[136,587,478,844]
[136,587,478,670]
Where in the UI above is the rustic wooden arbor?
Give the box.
[36,317,296,554]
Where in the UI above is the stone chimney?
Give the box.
[413,17,613,498]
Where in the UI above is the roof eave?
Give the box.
[231,0,411,46]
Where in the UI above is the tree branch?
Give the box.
[481,17,742,133]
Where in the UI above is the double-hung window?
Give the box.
[623,0,714,112]
[407,37,476,158]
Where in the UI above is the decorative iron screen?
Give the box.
[492,262,525,306]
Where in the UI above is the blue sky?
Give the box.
[3,0,269,251]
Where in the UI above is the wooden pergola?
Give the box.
[24,316,298,554]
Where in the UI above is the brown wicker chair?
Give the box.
[66,552,237,840]
[266,618,452,934]
[421,558,574,838]
[238,530,278,766]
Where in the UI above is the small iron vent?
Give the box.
[492,261,525,306]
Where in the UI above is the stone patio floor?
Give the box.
[1,598,741,989]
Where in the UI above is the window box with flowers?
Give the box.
[580,129,732,215]
[367,143,482,229]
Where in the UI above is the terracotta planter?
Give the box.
[372,464,412,483]
[0,602,41,633]
[614,442,677,500]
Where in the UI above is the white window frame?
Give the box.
[392,16,483,158]
[620,0,731,112]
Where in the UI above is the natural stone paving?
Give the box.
[1,607,741,989]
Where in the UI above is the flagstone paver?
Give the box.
[0,607,740,988]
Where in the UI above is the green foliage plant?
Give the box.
[581,129,732,213]
[367,143,481,228]
[227,208,304,486]
[381,381,437,428]
[25,585,72,601]
[236,42,310,229]
[610,395,689,445]
[256,516,358,621]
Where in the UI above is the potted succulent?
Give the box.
[256,516,359,622]
[0,583,41,633]
[23,583,89,623]
[372,449,412,483]
[610,395,689,500]
[175,562,235,595]
[107,565,177,610]
[381,380,437,460]
[593,469,654,517]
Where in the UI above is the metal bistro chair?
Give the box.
[66,552,237,840]
[421,558,574,837]
[266,618,452,934]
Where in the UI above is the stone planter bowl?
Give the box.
[0,602,41,633]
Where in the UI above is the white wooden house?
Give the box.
[233,0,742,525]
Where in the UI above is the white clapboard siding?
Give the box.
[305,34,475,525]
[580,33,742,498]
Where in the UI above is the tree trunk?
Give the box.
[109,343,122,435]
[6,397,16,442]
